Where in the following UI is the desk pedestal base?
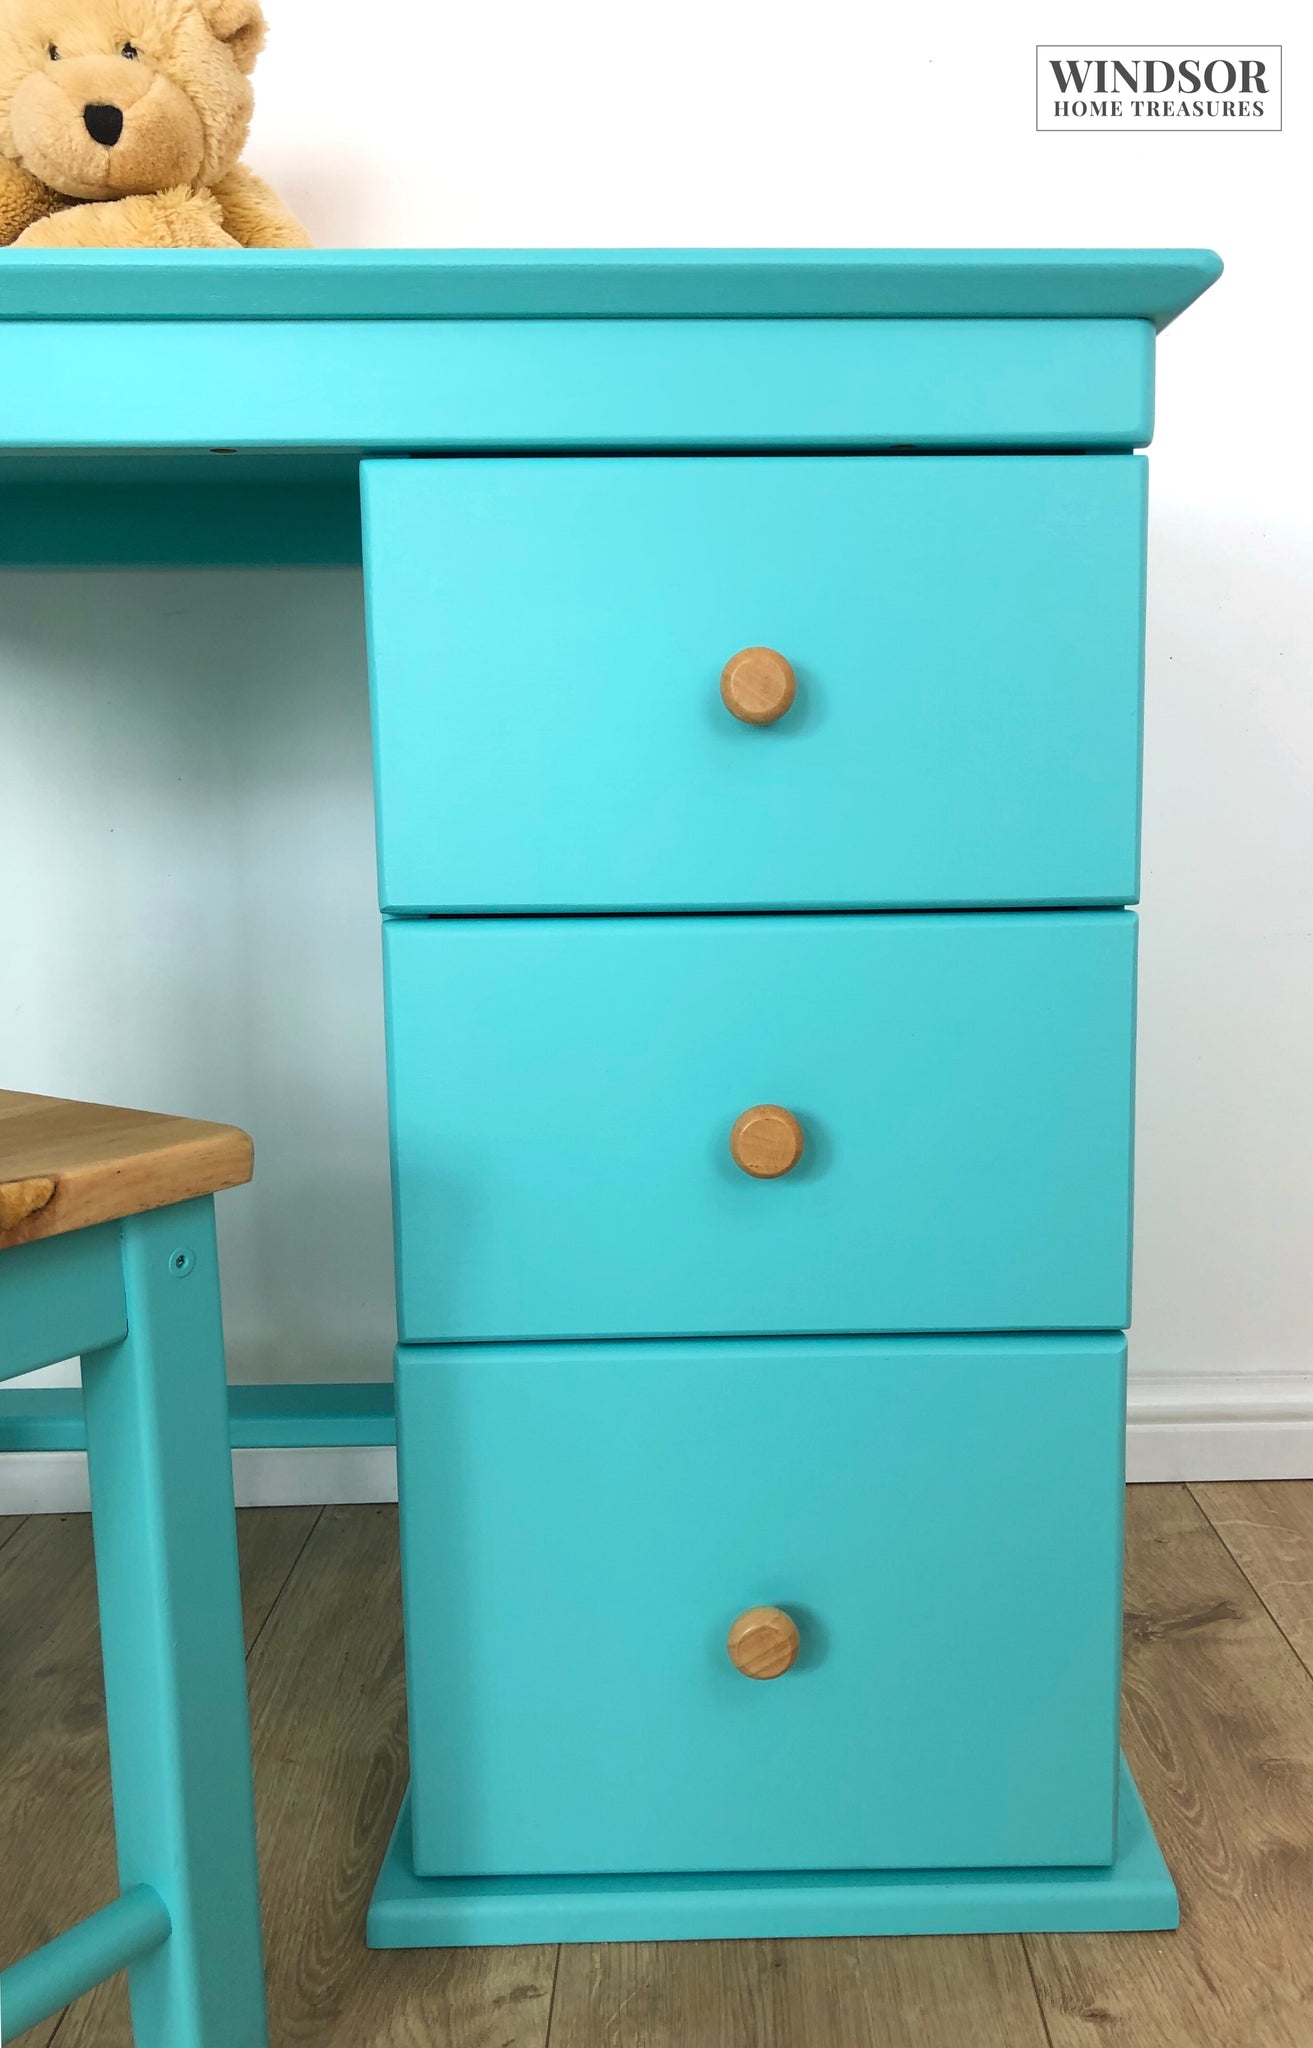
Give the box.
[366,1754,1176,1947]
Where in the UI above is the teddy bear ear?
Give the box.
[199,0,268,73]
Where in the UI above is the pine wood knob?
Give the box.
[729,1104,804,1179]
[720,647,797,725]
[728,1606,801,1680]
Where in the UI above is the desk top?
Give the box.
[0,248,1222,327]
[0,249,1219,553]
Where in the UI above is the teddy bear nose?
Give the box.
[83,102,125,146]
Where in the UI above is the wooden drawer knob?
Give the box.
[720,647,797,726]
[728,1606,800,1680]
[729,1104,804,1179]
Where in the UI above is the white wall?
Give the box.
[0,571,389,1378]
[2,0,1310,1492]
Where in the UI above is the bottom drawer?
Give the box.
[397,1334,1125,1880]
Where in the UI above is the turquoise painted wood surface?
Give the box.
[397,1335,1125,1878]
[364,456,1146,913]
[384,911,1137,1342]
[0,1888,170,2043]
[0,318,1153,452]
[0,453,362,567]
[0,1223,126,1378]
[369,1757,1177,1946]
[0,1203,268,2045]
[0,1381,397,1452]
[0,481,362,568]
[80,1200,268,2046]
[0,248,1221,326]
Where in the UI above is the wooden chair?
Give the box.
[0,1091,268,2048]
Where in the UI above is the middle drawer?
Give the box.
[385,910,1135,1342]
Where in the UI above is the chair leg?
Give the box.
[81,1198,269,2048]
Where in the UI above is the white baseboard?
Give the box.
[3,1378,1311,1514]
[1126,1374,1313,1481]
[0,1447,398,1516]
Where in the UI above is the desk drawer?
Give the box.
[398,1334,1125,1877]
[385,911,1135,1342]
[362,455,1145,913]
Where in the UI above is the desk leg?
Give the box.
[82,1200,268,2048]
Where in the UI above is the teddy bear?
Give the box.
[0,0,309,247]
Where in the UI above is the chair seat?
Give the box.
[0,1091,252,1249]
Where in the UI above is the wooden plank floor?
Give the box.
[3,1485,1312,2046]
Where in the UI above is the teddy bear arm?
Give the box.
[0,159,74,248]
[15,189,240,250]
[211,165,312,249]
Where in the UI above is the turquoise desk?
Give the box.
[0,248,1222,1947]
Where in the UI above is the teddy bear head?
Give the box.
[0,0,266,201]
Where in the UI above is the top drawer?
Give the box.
[362,454,1146,913]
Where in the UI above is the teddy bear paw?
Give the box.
[15,188,240,250]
